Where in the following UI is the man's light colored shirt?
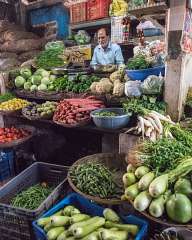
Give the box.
[90,42,124,66]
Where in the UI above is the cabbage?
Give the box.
[41,77,50,86]
[49,75,56,82]
[48,84,55,91]
[38,84,47,91]
[31,75,42,85]
[15,76,26,88]
[35,68,50,78]
[20,68,32,79]
[24,82,32,91]
[30,85,38,92]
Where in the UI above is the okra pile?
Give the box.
[69,163,121,199]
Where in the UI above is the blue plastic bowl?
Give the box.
[33,193,148,240]
[125,65,165,81]
[90,108,130,129]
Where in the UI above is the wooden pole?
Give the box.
[164,0,187,121]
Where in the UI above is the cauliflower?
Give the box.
[90,82,98,94]
[110,71,122,83]
[95,78,113,94]
[113,80,125,97]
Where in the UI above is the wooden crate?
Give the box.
[87,0,111,21]
[70,2,87,24]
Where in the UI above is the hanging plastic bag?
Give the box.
[141,75,164,95]
[124,80,142,97]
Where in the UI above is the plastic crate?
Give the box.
[0,150,14,181]
[70,2,87,24]
[87,0,111,21]
[0,162,68,240]
[33,193,148,240]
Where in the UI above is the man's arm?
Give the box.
[115,45,124,65]
[90,48,98,66]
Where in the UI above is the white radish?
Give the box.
[168,131,174,139]
[145,127,153,137]
[145,116,160,133]
[148,112,163,135]
[142,118,153,128]
[150,130,157,142]
[151,111,175,125]
[138,116,145,139]
[137,127,142,134]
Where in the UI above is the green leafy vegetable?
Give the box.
[127,55,152,70]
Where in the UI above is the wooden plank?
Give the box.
[164,0,187,121]
[119,133,139,163]
[70,18,111,30]
[22,0,63,10]
[128,2,167,16]
[0,72,8,94]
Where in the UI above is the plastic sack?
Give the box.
[74,30,91,45]
[141,75,164,95]
[125,80,142,97]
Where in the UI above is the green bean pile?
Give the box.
[70,163,120,199]
[11,183,53,210]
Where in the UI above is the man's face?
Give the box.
[98,29,109,49]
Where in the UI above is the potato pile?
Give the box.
[0,98,29,111]
[22,101,57,119]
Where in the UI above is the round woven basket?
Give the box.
[54,119,91,128]
[0,125,35,149]
[0,109,21,116]
[127,199,192,228]
[68,153,126,205]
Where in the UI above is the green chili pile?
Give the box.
[70,163,121,199]
[11,183,53,210]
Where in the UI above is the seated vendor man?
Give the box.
[90,28,124,66]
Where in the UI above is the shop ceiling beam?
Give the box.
[164,0,187,121]
[70,18,111,30]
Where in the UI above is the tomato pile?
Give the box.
[0,127,30,143]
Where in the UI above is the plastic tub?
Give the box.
[33,193,148,240]
[90,108,130,129]
[125,65,165,81]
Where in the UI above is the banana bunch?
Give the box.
[109,0,128,17]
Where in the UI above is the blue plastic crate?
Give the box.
[33,193,148,240]
[0,150,14,181]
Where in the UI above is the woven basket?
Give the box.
[68,153,126,205]
[128,199,192,228]
[0,109,21,116]
[0,125,35,149]
[54,119,90,128]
